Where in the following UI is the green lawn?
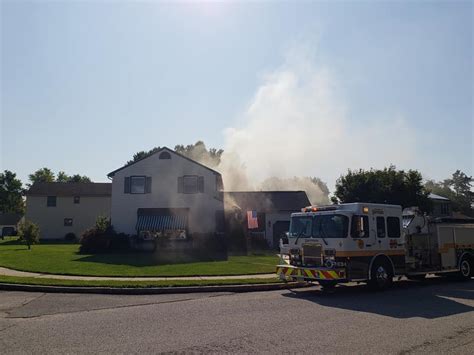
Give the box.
[0,275,281,288]
[0,238,279,277]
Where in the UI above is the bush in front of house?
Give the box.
[18,220,40,250]
[64,232,77,242]
[79,216,130,253]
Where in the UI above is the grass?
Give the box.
[0,275,282,288]
[0,238,279,277]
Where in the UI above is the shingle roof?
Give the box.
[428,193,450,201]
[107,147,221,177]
[224,191,311,213]
[26,182,112,197]
[0,213,23,226]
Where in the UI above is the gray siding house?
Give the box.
[25,182,111,240]
[224,191,310,248]
[107,147,225,240]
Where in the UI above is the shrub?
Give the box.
[79,216,129,253]
[64,232,77,242]
[18,220,40,250]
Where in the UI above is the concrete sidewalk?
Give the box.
[0,266,276,281]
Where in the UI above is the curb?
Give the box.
[0,282,310,295]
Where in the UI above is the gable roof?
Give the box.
[26,182,112,197]
[0,213,23,226]
[224,191,311,213]
[429,193,450,201]
[107,147,221,177]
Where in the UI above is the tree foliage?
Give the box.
[425,170,473,215]
[333,166,431,211]
[28,167,55,186]
[0,170,25,214]
[127,141,223,168]
[29,168,91,186]
[18,220,40,250]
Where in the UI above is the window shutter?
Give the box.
[198,176,204,193]
[177,177,184,193]
[124,177,131,193]
[145,177,152,193]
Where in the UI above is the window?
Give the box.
[124,176,151,194]
[74,196,80,204]
[376,217,386,238]
[47,196,56,207]
[441,203,450,215]
[387,217,401,238]
[351,215,369,238]
[159,151,171,159]
[64,218,73,227]
[312,214,349,238]
[289,216,312,238]
[178,176,204,194]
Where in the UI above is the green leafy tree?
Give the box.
[29,169,92,185]
[18,220,40,250]
[68,174,92,183]
[0,170,25,214]
[425,170,473,215]
[28,168,55,186]
[333,166,431,211]
[127,141,223,168]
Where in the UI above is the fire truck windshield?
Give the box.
[289,214,349,239]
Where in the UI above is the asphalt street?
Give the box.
[0,278,473,354]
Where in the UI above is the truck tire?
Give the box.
[368,259,393,291]
[319,280,337,290]
[458,256,473,281]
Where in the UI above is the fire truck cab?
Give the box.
[277,203,474,290]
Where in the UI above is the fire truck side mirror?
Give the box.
[351,216,365,238]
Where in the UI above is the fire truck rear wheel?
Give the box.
[458,256,473,281]
[369,260,393,291]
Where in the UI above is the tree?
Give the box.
[28,168,55,186]
[29,169,92,185]
[333,166,431,211]
[68,174,91,183]
[0,170,25,214]
[18,220,40,250]
[425,170,473,215]
[127,141,223,168]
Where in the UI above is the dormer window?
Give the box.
[159,151,171,160]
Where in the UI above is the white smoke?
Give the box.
[219,45,416,202]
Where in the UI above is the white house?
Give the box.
[25,182,111,239]
[107,147,225,241]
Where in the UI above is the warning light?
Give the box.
[363,207,369,213]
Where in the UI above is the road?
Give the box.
[0,278,473,354]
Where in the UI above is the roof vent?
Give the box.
[159,151,171,160]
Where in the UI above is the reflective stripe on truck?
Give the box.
[276,265,345,280]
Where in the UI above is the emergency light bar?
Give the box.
[301,205,339,212]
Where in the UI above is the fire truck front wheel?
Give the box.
[368,259,393,291]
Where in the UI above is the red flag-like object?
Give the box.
[247,210,258,229]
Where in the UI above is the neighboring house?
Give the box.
[429,193,452,217]
[25,182,111,240]
[224,191,311,248]
[107,147,225,242]
[0,213,23,238]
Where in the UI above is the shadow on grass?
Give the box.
[74,252,225,267]
[282,277,474,319]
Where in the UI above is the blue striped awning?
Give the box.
[136,215,188,232]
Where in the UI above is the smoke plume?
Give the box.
[218,45,416,204]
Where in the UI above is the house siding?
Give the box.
[110,150,224,236]
[25,195,111,239]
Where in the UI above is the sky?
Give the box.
[1,0,472,190]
